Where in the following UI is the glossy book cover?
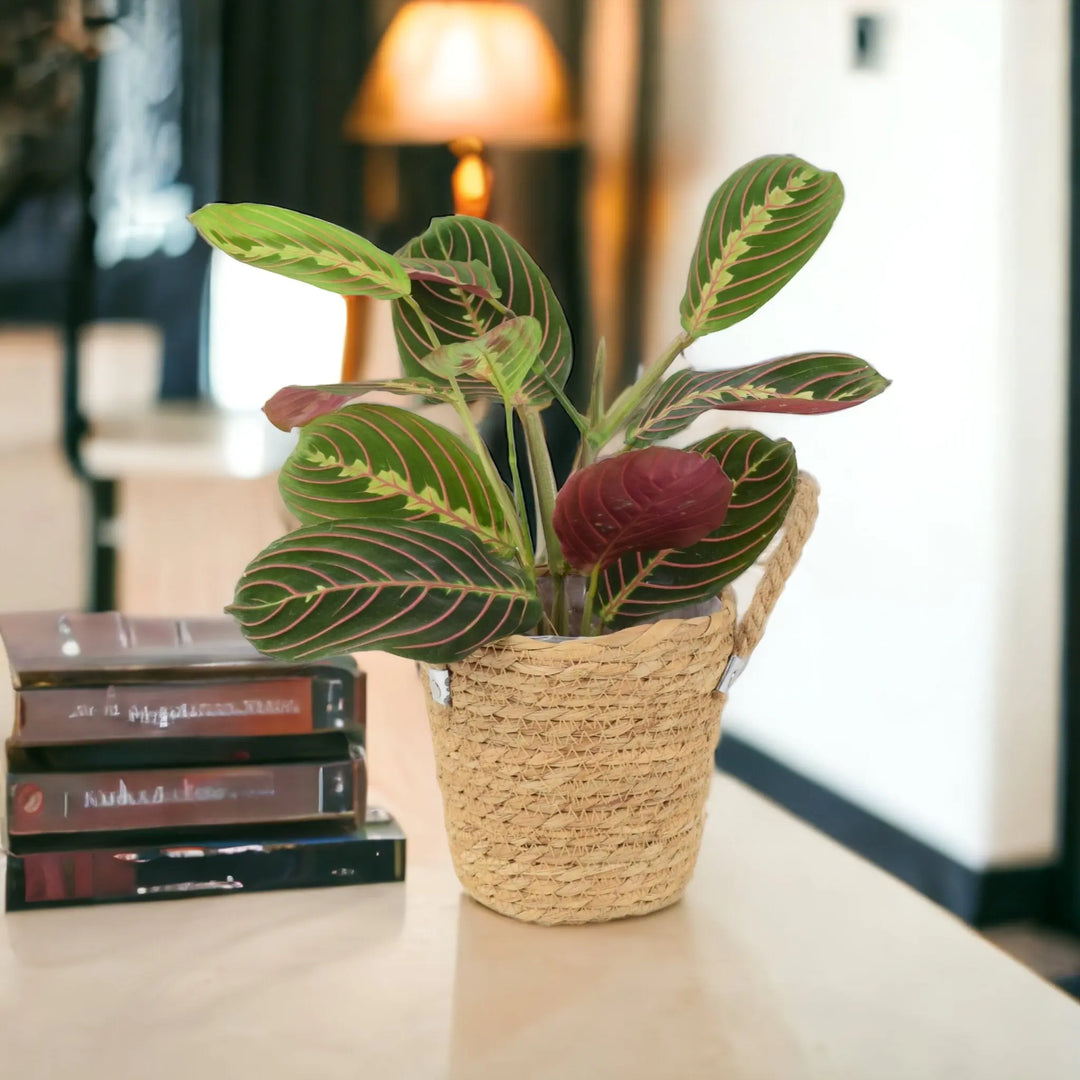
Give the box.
[6,755,365,836]
[0,612,364,747]
[0,611,346,683]
[9,729,361,771]
[3,809,404,910]
[10,671,363,745]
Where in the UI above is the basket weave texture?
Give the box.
[422,473,819,925]
[424,605,736,924]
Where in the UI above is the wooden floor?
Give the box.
[986,923,1080,995]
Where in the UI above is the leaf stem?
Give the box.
[404,295,443,351]
[575,337,608,472]
[485,293,589,437]
[586,337,608,427]
[588,329,694,457]
[520,406,567,634]
[580,564,602,636]
[445,376,533,570]
[530,365,589,434]
[502,404,532,567]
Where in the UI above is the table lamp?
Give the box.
[345,0,576,218]
[339,0,576,382]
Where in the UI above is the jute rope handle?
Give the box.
[718,472,819,694]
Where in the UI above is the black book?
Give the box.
[4,809,405,910]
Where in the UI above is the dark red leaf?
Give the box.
[553,448,734,573]
[264,386,355,430]
[263,377,450,430]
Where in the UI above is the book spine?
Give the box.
[6,759,363,836]
[5,831,404,909]
[12,671,364,745]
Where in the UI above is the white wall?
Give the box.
[647,0,1068,868]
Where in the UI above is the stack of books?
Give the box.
[0,612,404,910]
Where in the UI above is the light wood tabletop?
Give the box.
[82,403,297,480]
[2,650,1079,1079]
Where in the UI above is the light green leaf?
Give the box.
[416,316,542,404]
[190,203,410,298]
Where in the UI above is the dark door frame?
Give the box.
[1059,0,1080,932]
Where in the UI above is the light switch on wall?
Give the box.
[853,13,885,70]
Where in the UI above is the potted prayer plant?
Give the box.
[191,154,889,925]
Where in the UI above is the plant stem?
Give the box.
[502,404,531,559]
[586,337,608,427]
[520,406,567,634]
[531,365,589,434]
[485,295,513,318]
[589,329,694,455]
[445,377,533,570]
[403,297,535,570]
[404,295,442,351]
[575,337,609,471]
[580,564,602,636]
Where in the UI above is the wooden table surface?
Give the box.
[2,651,1079,1079]
[82,403,297,480]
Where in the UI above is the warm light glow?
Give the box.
[345,0,576,146]
[451,139,493,216]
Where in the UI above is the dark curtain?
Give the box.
[220,0,372,229]
[220,0,456,251]
[106,0,220,398]
[0,0,594,422]
[0,0,222,400]
[219,0,590,488]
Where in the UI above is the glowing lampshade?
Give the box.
[344,0,576,147]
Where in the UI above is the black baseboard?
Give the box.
[715,734,1054,927]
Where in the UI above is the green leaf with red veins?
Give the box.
[627,353,890,446]
[278,403,515,556]
[190,203,410,298]
[392,215,571,404]
[680,156,843,337]
[229,520,539,664]
[596,430,797,627]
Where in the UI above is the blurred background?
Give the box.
[1,0,1078,984]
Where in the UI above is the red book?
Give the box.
[11,675,359,745]
[0,612,364,747]
[6,757,365,836]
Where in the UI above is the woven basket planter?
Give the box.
[422,474,819,925]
